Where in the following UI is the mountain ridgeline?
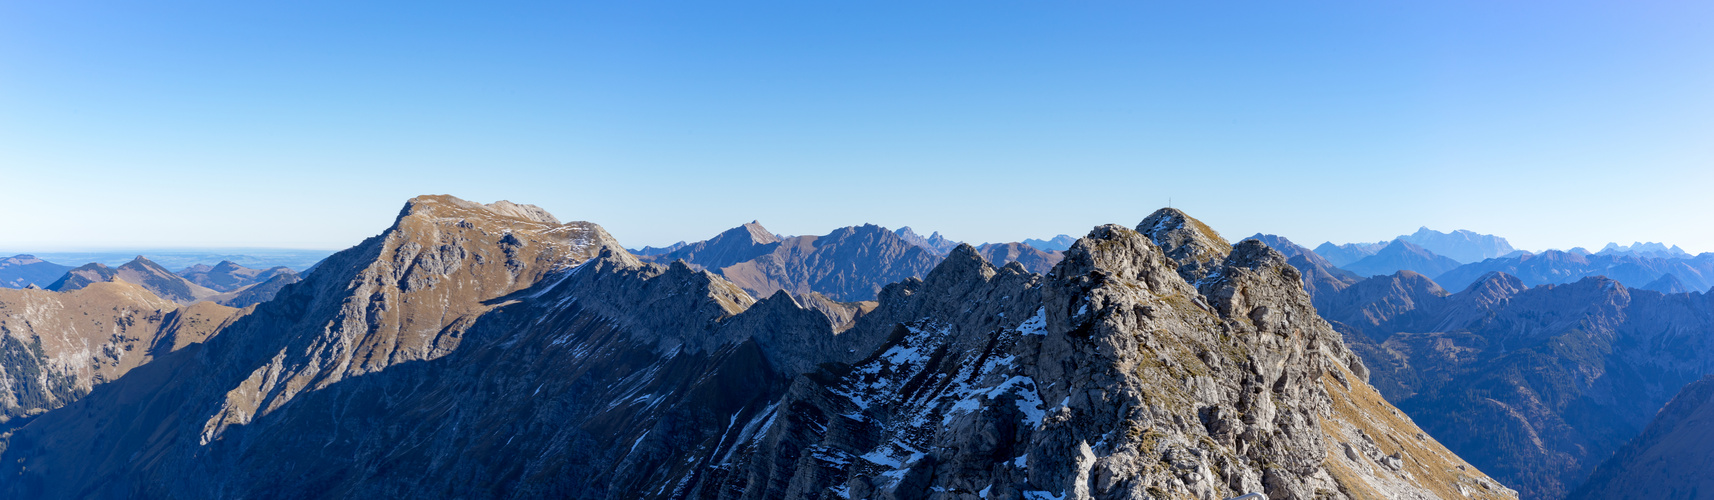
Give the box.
[0,197,1513,500]
[1253,233,1714,500]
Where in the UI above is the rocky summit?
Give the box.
[0,196,1514,500]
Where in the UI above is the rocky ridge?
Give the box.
[0,198,1514,500]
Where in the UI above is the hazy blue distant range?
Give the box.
[3,248,333,272]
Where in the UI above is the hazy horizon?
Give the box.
[4,2,1711,252]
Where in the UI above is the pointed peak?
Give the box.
[1137,208,1231,283]
[924,243,995,287]
[727,221,780,245]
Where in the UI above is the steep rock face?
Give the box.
[178,261,298,293]
[1341,241,1461,279]
[1396,228,1516,264]
[716,224,942,302]
[691,214,1513,500]
[1314,272,1714,499]
[47,256,220,304]
[0,255,73,289]
[0,283,239,429]
[1570,375,1714,500]
[976,242,1064,274]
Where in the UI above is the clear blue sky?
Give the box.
[3,1,1711,253]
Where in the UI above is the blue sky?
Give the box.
[3,1,1711,253]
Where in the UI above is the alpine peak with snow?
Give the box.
[0,195,1518,500]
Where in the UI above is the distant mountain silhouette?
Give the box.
[1341,240,1462,278]
[0,254,73,289]
[1022,234,1076,252]
[1397,227,1516,263]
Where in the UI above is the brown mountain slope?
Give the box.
[47,256,220,304]
[0,282,239,428]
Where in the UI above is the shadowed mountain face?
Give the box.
[0,283,239,429]
[1342,240,1462,279]
[46,256,219,304]
[1571,375,1714,500]
[0,201,1514,500]
[1435,250,1714,293]
[177,261,297,293]
[0,255,73,289]
[1313,269,1714,500]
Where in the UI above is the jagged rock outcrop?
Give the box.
[46,256,220,304]
[1570,375,1714,500]
[0,283,239,429]
[976,242,1064,274]
[0,201,1513,500]
[1342,240,1462,279]
[0,255,72,289]
[693,214,1511,500]
[1136,208,1231,285]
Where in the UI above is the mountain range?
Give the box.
[0,196,1515,500]
[8,196,1714,499]
[1255,235,1714,500]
